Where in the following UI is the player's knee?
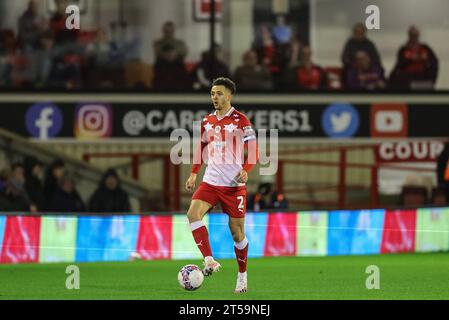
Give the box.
[231,230,244,243]
[187,207,202,222]
[187,206,202,223]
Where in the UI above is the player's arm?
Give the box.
[236,120,259,184]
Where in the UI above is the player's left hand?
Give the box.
[235,169,248,183]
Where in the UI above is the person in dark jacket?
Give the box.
[89,169,131,213]
[152,43,191,91]
[341,22,383,85]
[0,167,32,212]
[389,25,439,90]
[24,156,45,211]
[346,50,386,90]
[49,174,85,213]
[247,182,288,211]
[233,49,273,91]
[192,44,230,91]
[437,142,449,202]
[43,159,65,210]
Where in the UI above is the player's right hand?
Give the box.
[185,173,197,192]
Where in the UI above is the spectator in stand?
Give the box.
[106,21,139,87]
[11,162,33,209]
[153,21,187,64]
[247,182,288,211]
[89,169,131,213]
[0,31,10,86]
[233,49,273,91]
[43,159,65,210]
[49,174,85,213]
[341,23,383,85]
[33,30,56,87]
[0,30,18,87]
[437,142,449,202]
[389,25,439,90]
[253,25,276,71]
[291,46,327,91]
[0,169,29,211]
[50,41,84,89]
[152,22,190,91]
[153,43,191,91]
[86,26,123,88]
[288,37,303,68]
[192,44,230,90]
[346,50,386,90]
[0,163,34,212]
[17,0,46,52]
[24,156,45,211]
[50,0,79,45]
[43,7,82,87]
[253,24,292,89]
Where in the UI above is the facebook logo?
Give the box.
[25,103,63,139]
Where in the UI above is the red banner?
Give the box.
[370,103,408,138]
[381,210,416,253]
[136,216,172,260]
[194,0,222,20]
[0,216,41,263]
[375,141,445,163]
[264,213,297,256]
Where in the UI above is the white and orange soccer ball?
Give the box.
[177,264,204,291]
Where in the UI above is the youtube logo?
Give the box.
[376,111,403,132]
[370,104,408,137]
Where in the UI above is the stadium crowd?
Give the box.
[0,0,440,91]
[0,150,447,212]
[0,157,131,213]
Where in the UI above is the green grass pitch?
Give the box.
[1,253,448,300]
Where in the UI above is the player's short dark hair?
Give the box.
[212,77,236,94]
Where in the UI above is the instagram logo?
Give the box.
[75,104,112,139]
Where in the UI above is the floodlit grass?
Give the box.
[1,253,448,300]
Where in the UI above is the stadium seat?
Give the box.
[124,61,153,88]
[324,67,342,90]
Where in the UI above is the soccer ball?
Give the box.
[177,264,204,291]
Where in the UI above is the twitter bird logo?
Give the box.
[322,103,359,138]
[331,112,352,133]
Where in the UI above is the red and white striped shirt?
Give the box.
[192,106,258,187]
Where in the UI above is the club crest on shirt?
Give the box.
[215,125,221,133]
[224,123,238,133]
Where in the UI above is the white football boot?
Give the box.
[202,256,221,276]
[234,272,247,293]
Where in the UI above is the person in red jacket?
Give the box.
[390,25,439,90]
[294,46,328,91]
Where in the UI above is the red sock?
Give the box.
[191,222,213,258]
[234,238,249,273]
